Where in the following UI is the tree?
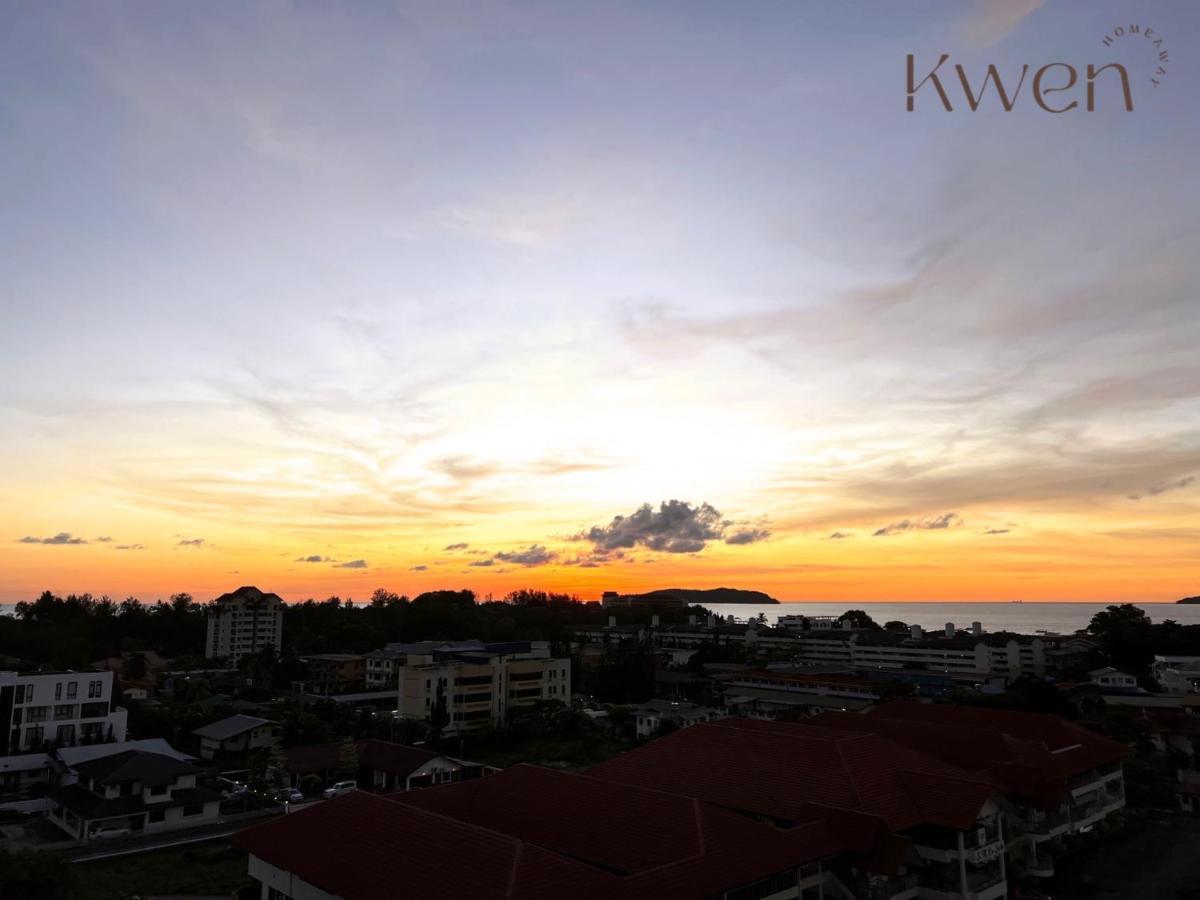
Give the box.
[428,677,450,744]
[839,609,883,631]
[336,738,360,779]
[884,620,909,632]
[1088,604,1152,638]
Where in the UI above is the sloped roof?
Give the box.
[810,701,1128,806]
[211,586,284,605]
[72,750,197,787]
[193,714,274,741]
[588,717,994,832]
[237,766,843,899]
[236,790,621,900]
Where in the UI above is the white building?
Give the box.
[0,669,127,756]
[47,746,220,841]
[397,643,570,736]
[1089,667,1139,691]
[193,714,281,760]
[205,586,284,663]
[1153,656,1200,695]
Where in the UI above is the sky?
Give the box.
[1,1,1198,604]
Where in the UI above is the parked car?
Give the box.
[274,787,304,803]
[322,780,357,799]
[91,825,132,840]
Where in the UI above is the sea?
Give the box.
[702,601,1200,635]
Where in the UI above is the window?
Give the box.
[88,680,103,699]
[56,724,75,745]
[24,726,43,749]
[55,682,62,701]
[147,808,165,823]
[66,682,78,699]
[149,785,168,797]
[182,803,204,817]
[26,706,48,723]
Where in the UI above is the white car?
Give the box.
[322,780,357,799]
[91,825,132,840]
[275,787,304,803]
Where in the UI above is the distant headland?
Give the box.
[1176,595,1200,604]
[603,587,778,606]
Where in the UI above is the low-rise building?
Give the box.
[633,699,723,738]
[1088,666,1139,691]
[296,654,366,695]
[282,739,490,792]
[193,714,281,760]
[0,669,127,755]
[1153,655,1200,695]
[47,748,220,841]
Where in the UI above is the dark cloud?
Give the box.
[443,542,469,551]
[827,531,853,540]
[177,538,205,547]
[334,559,368,569]
[724,528,770,546]
[18,532,87,545]
[576,500,764,555]
[982,528,1011,535]
[410,564,428,571]
[873,513,961,537]
[1128,475,1195,501]
[296,555,329,563]
[115,543,147,551]
[469,558,495,567]
[493,544,556,566]
[94,536,113,543]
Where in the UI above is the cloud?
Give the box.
[724,527,770,546]
[961,0,1045,48]
[94,536,113,542]
[493,544,556,566]
[1128,475,1195,501]
[443,542,469,551]
[874,513,961,537]
[334,559,368,569]
[115,543,147,551]
[17,532,87,545]
[982,528,1011,535]
[469,558,495,567]
[177,538,205,547]
[410,564,428,571]
[827,531,853,540]
[296,554,330,563]
[576,500,765,555]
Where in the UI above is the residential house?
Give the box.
[1154,656,1200,695]
[47,749,220,841]
[633,699,723,738]
[193,714,281,761]
[282,739,490,792]
[1088,667,1140,692]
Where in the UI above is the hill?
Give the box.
[624,587,779,605]
[1176,596,1200,604]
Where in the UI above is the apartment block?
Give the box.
[395,641,570,735]
[205,586,284,663]
[1,669,127,756]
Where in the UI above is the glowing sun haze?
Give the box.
[1,1,1198,603]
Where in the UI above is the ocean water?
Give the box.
[703,601,1200,635]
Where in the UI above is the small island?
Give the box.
[1176,595,1200,604]
[604,587,778,606]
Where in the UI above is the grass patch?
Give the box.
[74,842,253,900]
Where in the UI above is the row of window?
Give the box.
[13,679,104,704]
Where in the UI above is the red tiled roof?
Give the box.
[236,791,619,900]
[236,766,844,900]
[588,717,994,833]
[809,702,1128,806]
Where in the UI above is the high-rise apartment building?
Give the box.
[205,586,284,663]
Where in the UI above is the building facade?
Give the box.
[1,670,127,756]
[205,586,284,663]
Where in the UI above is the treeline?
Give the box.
[0,588,702,669]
